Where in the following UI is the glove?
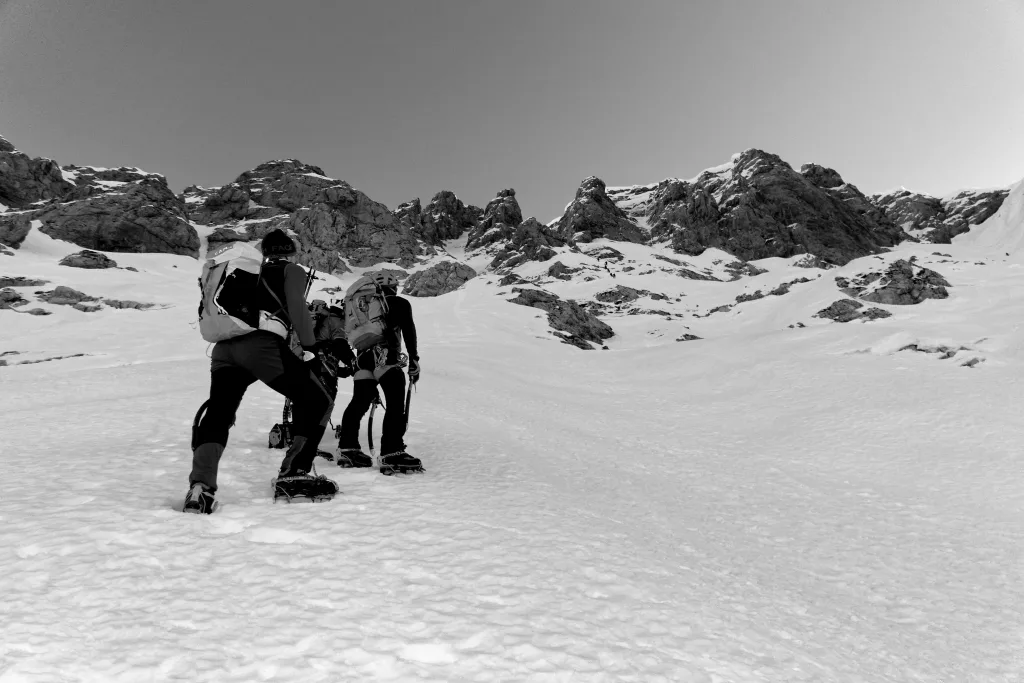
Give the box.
[336,362,354,379]
[408,357,420,384]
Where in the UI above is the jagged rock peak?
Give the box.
[466,189,528,253]
[610,149,904,265]
[393,190,479,247]
[235,159,330,184]
[576,176,608,199]
[0,135,16,153]
[800,163,845,189]
[554,176,645,245]
[730,148,793,177]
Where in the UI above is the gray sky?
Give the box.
[1,0,1022,221]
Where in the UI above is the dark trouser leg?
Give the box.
[378,367,407,455]
[337,379,378,450]
[268,361,334,476]
[190,366,255,492]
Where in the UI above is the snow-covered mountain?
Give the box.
[2,133,1024,680]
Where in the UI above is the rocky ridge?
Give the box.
[608,151,908,266]
[870,187,1009,244]
[0,136,197,256]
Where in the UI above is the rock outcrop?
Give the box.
[394,191,480,246]
[0,136,75,208]
[0,287,29,308]
[463,190,566,270]
[29,177,197,255]
[869,187,1008,243]
[0,138,198,256]
[553,176,645,244]
[0,276,48,288]
[608,150,906,265]
[509,287,614,349]
[403,261,477,297]
[466,190,523,250]
[594,285,644,304]
[59,250,118,269]
[814,299,892,322]
[185,160,419,270]
[487,218,565,271]
[836,259,950,305]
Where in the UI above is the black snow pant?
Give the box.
[190,331,334,492]
[337,367,407,456]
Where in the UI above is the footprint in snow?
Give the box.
[397,643,457,664]
[245,527,324,545]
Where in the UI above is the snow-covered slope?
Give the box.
[2,219,1024,680]
[954,179,1024,260]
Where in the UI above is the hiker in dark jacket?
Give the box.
[184,229,337,513]
[286,299,354,398]
[336,271,422,473]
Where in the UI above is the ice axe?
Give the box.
[367,389,384,461]
[404,382,412,431]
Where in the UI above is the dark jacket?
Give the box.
[382,294,418,363]
[259,259,316,349]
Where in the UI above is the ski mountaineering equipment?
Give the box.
[368,384,424,476]
[404,383,413,430]
[367,389,383,461]
[267,399,335,461]
[268,400,293,449]
[273,469,339,504]
[183,482,216,514]
[343,274,392,353]
[197,242,290,343]
[380,451,424,475]
[336,448,373,468]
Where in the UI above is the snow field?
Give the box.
[2,220,1024,680]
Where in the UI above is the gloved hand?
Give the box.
[408,357,420,384]
[336,361,354,379]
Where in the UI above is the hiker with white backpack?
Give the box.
[184,229,338,513]
[336,271,422,474]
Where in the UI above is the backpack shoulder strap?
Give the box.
[258,263,294,330]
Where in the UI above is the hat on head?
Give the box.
[260,229,297,257]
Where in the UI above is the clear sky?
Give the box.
[1,0,1022,221]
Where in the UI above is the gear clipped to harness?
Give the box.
[343,273,396,353]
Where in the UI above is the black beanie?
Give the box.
[261,229,297,257]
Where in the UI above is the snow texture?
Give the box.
[2,218,1024,681]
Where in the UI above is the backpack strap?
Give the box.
[261,279,293,331]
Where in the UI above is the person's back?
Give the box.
[183,229,338,513]
[337,272,422,474]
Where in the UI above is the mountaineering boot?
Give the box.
[183,483,216,514]
[380,451,424,475]
[336,448,373,468]
[273,472,339,503]
[316,449,336,462]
